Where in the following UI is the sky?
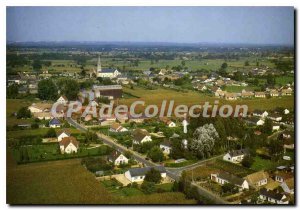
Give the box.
[6,7,294,45]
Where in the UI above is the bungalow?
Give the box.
[160,139,172,155]
[245,171,269,189]
[132,129,152,144]
[268,113,282,122]
[280,178,294,195]
[125,166,167,183]
[211,172,249,191]
[93,85,123,100]
[223,149,249,163]
[160,117,176,127]
[241,90,254,98]
[57,130,71,142]
[269,89,279,97]
[245,117,265,126]
[28,103,52,113]
[108,151,129,165]
[275,171,294,183]
[272,123,280,131]
[259,188,289,204]
[254,92,266,98]
[57,95,68,105]
[33,112,54,120]
[109,123,128,132]
[281,88,292,96]
[195,84,207,91]
[253,110,268,118]
[224,92,238,100]
[99,115,116,126]
[59,136,79,154]
[49,118,61,128]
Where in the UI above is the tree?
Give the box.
[241,155,254,168]
[32,60,42,73]
[144,168,162,183]
[262,118,273,135]
[141,181,156,194]
[190,124,219,158]
[266,74,276,86]
[221,62,228,69]
[269,138,283,160]
[7,84,19,99]
[57,78,79,100]
[244,61,250,66]
[147,146,164,162]
[17,107,31,119]
[222,183,238,194]
[45,128,57,138]
[38,79,58,100]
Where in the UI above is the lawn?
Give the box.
[251,155,294,171]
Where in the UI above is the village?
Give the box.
[7,49,295,204]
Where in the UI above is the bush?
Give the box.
[144,168,162,183]
[141,181,156,194]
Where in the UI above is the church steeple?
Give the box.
[97,55,102,72]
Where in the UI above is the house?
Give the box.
[57,95,68,105]
[254,92,266,98]
[99,115,117,125]
[283,109,290,115]
[160,139,172,155]
[57,130,71,142]
[281,88,292,96]
[253,110,268,118]
[132,129,152,144]
[108,151,129,165]
[275,171,294,183]
[28,103,52,113]
[268,113,282,122]
[59,136,79,154]
[269,89,279,97]
[211,172,249,191]
[224,92,238,100]
[259,188,289,204]
[109,123,128,132]
[223,149,249,163]
[195,84,207,91]
[241,90,254,98]
[93,85,123,100]
[280,178,294,194]
[160,117,176,127]
[245,117,265,126]
[272,123,280,131]
[49,118,61,128]
[245,171,269,189]
[158,69,167,75]
[33,112,54,120]
[125,166,167,183]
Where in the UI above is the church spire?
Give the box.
[97,55,102,72]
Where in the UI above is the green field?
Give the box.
[7,154,195,204]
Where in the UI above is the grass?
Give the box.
[165,160,198,168]
[251,154,294,171]
[120,85,294,112]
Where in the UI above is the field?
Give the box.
[120,85,294,112]
[7,152,195,204]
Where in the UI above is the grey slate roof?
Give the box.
[128,166,166,177]
[218,172,246,186]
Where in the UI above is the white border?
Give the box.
[1,1,298,210]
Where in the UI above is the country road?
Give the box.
[67,117,229,204]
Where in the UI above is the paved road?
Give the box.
[67,117,228,204]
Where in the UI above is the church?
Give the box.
[96,55,120,78]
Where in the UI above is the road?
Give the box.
[67,117,229,204]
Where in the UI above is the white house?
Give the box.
[211,172,249,191]
[160,139,172,155]
[57,95,68,105]
[109,123,128,133]
[268,113,282,122]
[246,117,265,126]
[49,118,61,128]
[28,103,52,113]
[132,129,152,144]
[253,110,268,118]
[59,136,79,154]
[96,55,120,78]
[259,188,289,204]
[272,124,280,131]
[245,171,269,189]
[57,130,71,142]
[125,166,167,183]
[283,109,290,115]
[223,149,249,163]
[108,151,129,165]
